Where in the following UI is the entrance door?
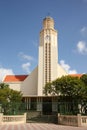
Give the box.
[42,97,52,115]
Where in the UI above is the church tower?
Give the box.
[38,17,58,95]
[3,16,67,97]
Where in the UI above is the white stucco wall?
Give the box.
[4,82,21,91]
[38,46,44,96]
[51,32,58,81]
[21,66,38,96]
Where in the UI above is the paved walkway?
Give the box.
[0,123,87,130]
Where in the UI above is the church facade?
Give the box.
[3,17,69,113]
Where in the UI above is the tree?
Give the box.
[79,74,87,99]
[9,89,23,114]
[0,83,22,114]
[44,82,55,95]
[0,83,9,89]
[80,74,87,85]
[44,76,85,98]
[44,75,87,114]
[80,74,87,114]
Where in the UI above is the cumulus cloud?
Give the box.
[60,60,77,74]
[18,52,34,73]
[22,62,31,74]
[80,27,87,36]
[0,67,14,82]
[77,41,87,54]
[19,52,34,61]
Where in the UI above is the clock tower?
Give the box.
[38,17,58,95]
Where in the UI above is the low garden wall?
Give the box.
[58,113,87,127]
[0,113,26,124]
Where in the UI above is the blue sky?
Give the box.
[0,0,87,81]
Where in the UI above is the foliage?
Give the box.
[80,74,87,113]
[43,82,55,95]
[80,74,87,85]
[0,83,22,115]
[44,75,85,99]
[44,75,87,114]
[0,83,9,89]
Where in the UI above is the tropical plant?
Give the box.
[0,83,22,114]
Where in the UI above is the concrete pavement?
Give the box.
[0,123,87,130]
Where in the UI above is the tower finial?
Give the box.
[47,12,51,17]
[43,15,54,29]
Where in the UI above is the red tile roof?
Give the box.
[3,74,83,82]
[3,75,28,82]
[69,74,82,78]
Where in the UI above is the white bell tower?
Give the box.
[38,17,58,96]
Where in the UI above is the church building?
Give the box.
[3,17,70,114]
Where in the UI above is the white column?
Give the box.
[0,113,3,124]
[28,98,31,110]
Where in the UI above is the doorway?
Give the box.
[42,97,52,115]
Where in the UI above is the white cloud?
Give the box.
[68,70,78,74]
[19,52,34,73]
[0,67,14,82]
[19,52,34,61]
[77,41,87,54]
[22,62,31,74]
[60,60,77,74]
[80,27,87,36]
